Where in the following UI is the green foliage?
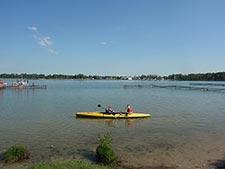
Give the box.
[96,133,116,166]
[26,160,111,169]
[1,72,225,81]
[167,72,225,81]
[3,145,30,163]
[0,73,118,80]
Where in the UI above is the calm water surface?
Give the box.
[0,80,225,168]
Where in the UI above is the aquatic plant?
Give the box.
[96,133,116,166]
[3,145,30,163]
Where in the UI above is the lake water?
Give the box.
[0,80,225,169]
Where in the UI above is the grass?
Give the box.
[1,134,116,168]
[25,160,111,169]
[3,145,30,163]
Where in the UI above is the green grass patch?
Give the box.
[26,160,111,169]
[3,145,30,163]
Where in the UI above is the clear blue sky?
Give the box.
[0,0,224,76]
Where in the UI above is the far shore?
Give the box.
[0,71,225,81]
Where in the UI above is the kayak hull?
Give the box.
[76,111,151,118]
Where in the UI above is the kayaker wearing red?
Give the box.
[126,104,133,114]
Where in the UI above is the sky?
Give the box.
[0,0,225,76]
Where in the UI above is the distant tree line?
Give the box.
[167,72,225,81]
[0,73,120,80]
[0,72,225,81]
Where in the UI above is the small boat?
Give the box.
[12,79,28,87]
[0,80,7,89]
[76,111,151,118]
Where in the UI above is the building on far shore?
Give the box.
[120,76,132,80]
[128,77,132,80]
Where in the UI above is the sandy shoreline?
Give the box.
[1,148,225,169]
[1,131,225,169]
[1,160,225,169]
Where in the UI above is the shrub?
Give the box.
[3,145,30,163]
[96,133,116,166]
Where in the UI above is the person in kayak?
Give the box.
[126,104,133,114]
[105,106,114,114]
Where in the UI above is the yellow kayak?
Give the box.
[76,111,151,118]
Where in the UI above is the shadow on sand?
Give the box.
[81,150,96,162]
[210,159,225,169]
[116,164,177,169]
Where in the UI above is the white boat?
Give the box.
[12,80,28,87]
[0,80,7,89]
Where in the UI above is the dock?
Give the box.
[5,85,47,89]
[123,84,225,93]
[189,83,225,87]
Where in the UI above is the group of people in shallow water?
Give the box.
[105,104,133,114]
